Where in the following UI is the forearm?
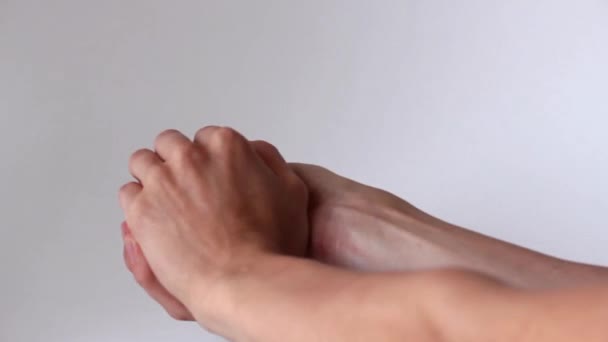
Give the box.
[320,194,608,289]
[190,255,444,342]
[188,253,608,342]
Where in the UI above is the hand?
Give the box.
[121,221,194,320]
[118,127,309,323]
[120,151,417,322]
[289,163,429,270]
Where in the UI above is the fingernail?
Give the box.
[125,239,138,265]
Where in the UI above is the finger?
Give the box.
[124,240,194,321]
[193,125,221,146]
[250,140,289,176]
[288,163,351,201]
[121,221,129,239]
[118,182,142,212]
[154,129,193,162]
[194,126,251,157]
[129,148,163,182]
[122,224,194,321]
[121,221,136,272]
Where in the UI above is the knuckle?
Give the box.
[129,148,148,165]
[294,178,309,199]
[287,173,308,199]
[167,310,191,321]
[119,182,133,195]
[194,125,220,142]
[209,127,244,152]
[119,183,138,206]
[257,140,279,155]
[157,128,181,141]
[214,126,239,143]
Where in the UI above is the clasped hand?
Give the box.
[119,127,310,321]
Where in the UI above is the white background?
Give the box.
[1,1,607,341]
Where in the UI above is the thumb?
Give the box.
[288,163,355,202]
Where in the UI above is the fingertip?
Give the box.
[119,182,142,212]
[250,140,289,176]
[123,242,134,272]
[121,221,129,238]
[124,237,139,268]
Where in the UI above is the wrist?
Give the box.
[313,193,444,272]
[422,269,518,342]
[185,251,288,339]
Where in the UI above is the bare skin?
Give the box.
[289,163,608,289]
[119,126,608,341]
[119,128,310,324]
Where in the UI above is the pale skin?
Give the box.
[119,126,608,341]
